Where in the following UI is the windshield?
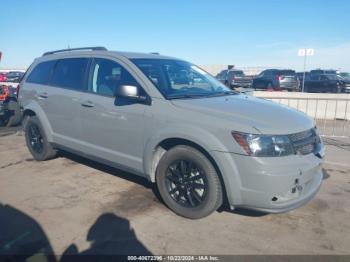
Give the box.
[229,70,244,77]
[131,59,235,99]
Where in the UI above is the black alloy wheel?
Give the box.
[28,123,44,154]
[156,145,223,219]
[24,116,57,161]
[165,159,208,208]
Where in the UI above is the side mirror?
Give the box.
[115,85,148,103]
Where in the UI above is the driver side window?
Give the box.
[89,58,139,97]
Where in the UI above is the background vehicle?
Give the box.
[304,74,345,93]
[0,84,21,126]
[309,69,339,76]
[252,69,299,91]
[0,73,7,82]
[339,72,350,92]
[216,69,252,89]
[6,71,25,83]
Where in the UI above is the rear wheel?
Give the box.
[156,145,223,219]
[24,116,57,161]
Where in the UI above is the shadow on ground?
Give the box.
[0,204,152,259]
[58,151,165,207]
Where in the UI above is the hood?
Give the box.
[171,94,314,135]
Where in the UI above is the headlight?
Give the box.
[232,132,294,157]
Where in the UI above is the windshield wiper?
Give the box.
[167,93,208,100]
[167,91,237,100]
[204,90,238,97]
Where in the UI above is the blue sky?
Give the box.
[1,0,350,71]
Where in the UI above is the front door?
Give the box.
[79,57,148,173]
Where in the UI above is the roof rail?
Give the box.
[42,46,107,56]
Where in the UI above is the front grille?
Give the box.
[289,128,320,155]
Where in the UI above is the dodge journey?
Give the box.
[19,47,324,219]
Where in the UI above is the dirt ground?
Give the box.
[0,129,349,255]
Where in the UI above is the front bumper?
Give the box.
[213,147,324,213]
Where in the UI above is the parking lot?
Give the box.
[0,128,349,255]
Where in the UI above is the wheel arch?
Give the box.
[22,102,54,142]
[145,137,230,208]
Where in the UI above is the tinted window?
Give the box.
[27,61,56,84]
[310,70,323,75]
[279,70,296,76]
[325,75,337,80]
[50,58,88,90]
[89,58,139,96]
[263,71,271,77]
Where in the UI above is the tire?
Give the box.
[156,145,223,219]
[24,116,57,161]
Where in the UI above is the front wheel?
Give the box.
[156,145,223,219]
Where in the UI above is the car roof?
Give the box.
[112,51,179,60]
[36,49,181,62]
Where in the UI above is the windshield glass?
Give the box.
[131,59,234,99]
[229,70,244,77]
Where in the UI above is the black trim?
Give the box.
[52,143,148,180]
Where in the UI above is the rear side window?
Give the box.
[50,58,88,90]
[26,60,56,84]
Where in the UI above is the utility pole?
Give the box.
[298,48,314,92]
[302,52,307,92]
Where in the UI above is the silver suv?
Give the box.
[19,47,325,219]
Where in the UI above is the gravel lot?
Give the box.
[0,128,350,256]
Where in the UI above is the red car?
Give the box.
[0,73,7,82]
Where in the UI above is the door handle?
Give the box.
[81,101,95,108]
[38,92,48,99]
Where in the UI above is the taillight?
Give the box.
[275,75,282,81]
[0,85,10,101]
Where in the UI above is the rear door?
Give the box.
[78,57,147,173]
[44,57,89,147]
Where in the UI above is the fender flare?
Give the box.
[23,101,54,142]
